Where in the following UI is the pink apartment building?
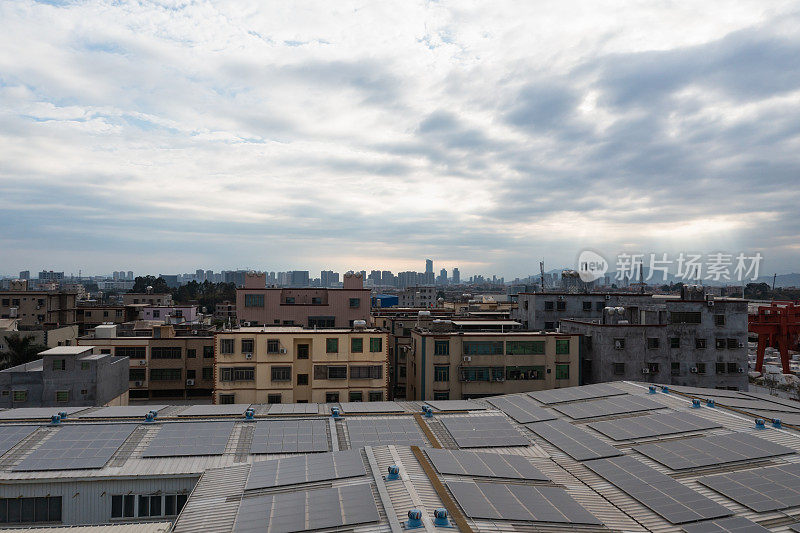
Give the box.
[236,272,371,328]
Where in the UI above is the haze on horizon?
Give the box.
[1,1,799,278]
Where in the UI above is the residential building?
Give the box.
[406,323,580,400]
[214,326,388,404]
[0,346,129,408]
[213,300,237,322]
[399,286,437,308]
[38,270,64,281]
[122,292,174,306]
[78,324,215,400]
[0,282,78,327]
[140,305,200,324]
[513,292,653,331]
[236,272,370,327]
[76,304,140,334]
[452,267,460,284]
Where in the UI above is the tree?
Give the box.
[130,276,170,294]
[0,333,48,369]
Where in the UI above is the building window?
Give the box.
[220,367,255,381]
[715,338,726,350]
[244,294,265,307]
[271,366,291,382]
[220,339,235,354]
[613,338,625,350]
[297,344,309,359]
[583,301,592,311]
[186,369,196,380]
[129,369,146,381]
[369,338,382,352]
[308,316,335,328]
[203,346,214,358]
[433,392,450,400]
[647,338,660,349]
[267,394,282,404]
[81,361,90,370]
[326,392,339,403]
[150,368,182,381]
[55,390,69,403]
[151,347,182,359]
[613,362,625,375]
[544,301,554,310]
[670,337,680,349]
[219,394,235,404]
[716,362,726,374]
[241,339,254,353]
[555,364,570,379]
[696,362,707,374]
[202,367,213,380]
[727,362,738,373]
[714,314,726,326]
[544,321,555,330]
[350,366,383,379]
[695,338,707,349]
[506,341,545,355]
[187,349,196,358]
[328,366,347,379]
[556,301,566,311]
[0,496,62,523]
[152,310,160,318]
[311,297,322,305]
[670,311,702,324]
[349,391,363,402]
[460,366,504,382]
[399,365,406,377]
[369,391,383,401]
[52,359,65,370]
[648,362,659,374]
[349,298,360,308]
[326,338,339,353]
[434,341,450,355]
[671,362,681,375]
[506,366,544,380]
[555,339,570,355]
[463,341,503,355]
[111,494,136,518]
[433,365,450,382]
[351,338,363,353]
[297,373,309,385]
[727,338,739,349]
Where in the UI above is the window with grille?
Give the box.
[151,347,182,359]
[220,339,235,354]
[271,366,291,381]
[351,338,363,353]
[326,338,339,353]
[369,338,382,352]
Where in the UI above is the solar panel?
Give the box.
[178,404,251,417]
[485,395,558,423]
[667,385,746,399]
[552,395,665,420]
[79,405,168,418]
[233,484,379,533]
[583,455,732,524]
[425,448,549,480]
[267,404,320,415]
[698,462,800,512]
[441,415,529,448]
[13,423,137,471]
[338,401,405,413]
[447,481,601,525]
[142,421,234,457]
[0,425,38,456]
[634,432,794,470]
[681,516,770,533]
[790,523,800,533]
[528,383,626,404]
[245,450,365,490]
[524,419,622,461]
[704,397,800,414]
[0,407,88,420]
[346,417,427,448]
[588,411,722,441]
[425,400,485,411]
[250,419,329,454]
[739,391,800,411]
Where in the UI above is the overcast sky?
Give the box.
[1,0,799,278]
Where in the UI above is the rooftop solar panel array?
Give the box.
[424,400,485,411]
[790,523,800,533]
[698,463,800,512]
[338,401,405,413]
[525,419,623,461]
[441,415,530,448]
[178,404,251,417]
[245,450,365,491]
[681,516,770,533]
[250,420,328,454]
[0,425,38,457]
[346,417,427,448]
[667,386,746,399]
[528,383,626,404]
[448,481,601,525]
[233,484,380,533]
[14,423,137,471]
[79,405,168,418]
[700,397,800,414]
[552,395,665,420]
[485,395,558,423]
[0,407,88,420]
[142,422,234,457]
[588,411,723,441]
[583,455,732,524]
[425,448,549,480]
[633,432,794,470]
[266,404,320,415]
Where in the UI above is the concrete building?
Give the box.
[236,272,370,328]
[122,293,173,306]
[0,346,129,408]
[213,300,237,322]
[560,287,749,389]
[76,304,140,334]
[513,291,653,331]
[0,283,78,328]
[78,324,215,400]
[214,327,388,404]
[407,327,581,400]
[399,286,437,308]
[140,305,200,324]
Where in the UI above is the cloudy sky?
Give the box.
[1,0,799,278]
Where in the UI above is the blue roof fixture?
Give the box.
[331,406,342,420]
[707,399,715,407]
[149,410,158,418]
[406,509,423,529]
[692,399,702,408]
[648,386,657,394]
[144,412,155,423]
[773,418,782,428]
[49,415,60,425]
[58,411,68,419]
[662,386,669,393]
[433,508,452,527]
[755,418,766,430]
[386,465,400,481]
[244,408,255,421]
[422,405,433,418]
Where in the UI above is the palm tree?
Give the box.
[0,333,47,369]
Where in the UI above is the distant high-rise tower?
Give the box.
[19,270,30,280]
[452,268,460,284]
[425,259,433,274]
[127,270,134,280]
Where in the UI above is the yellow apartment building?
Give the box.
[213,327,388,404]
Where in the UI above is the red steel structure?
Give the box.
[749,301,800,374]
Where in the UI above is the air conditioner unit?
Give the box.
[186,379,195,386]
[738,342,744,348]
[642,368,650,374]
[707,301,715,307]
[244,353,253,360]
[605,294,611,300]
[738,367,745,373]
[280,348,287,354]
[690,367,698,373]
[558,296,565,300]
[138,360,147,366]
[463,356,471,362]
[242,322,251,327]
[134,381,143,387]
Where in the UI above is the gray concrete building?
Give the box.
[512,291,653,330]
[0,346,130,408]
[398,286,437,308]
